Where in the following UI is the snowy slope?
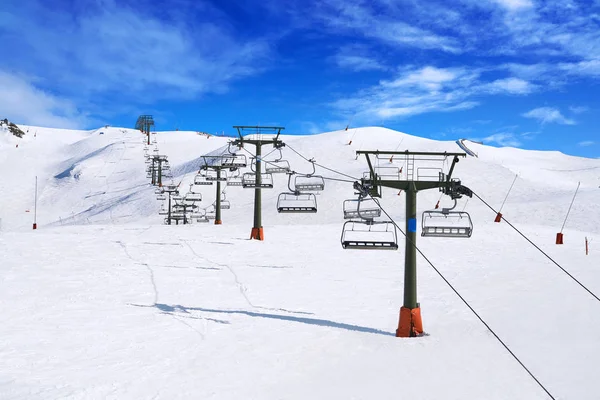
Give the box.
[1,124,599,399]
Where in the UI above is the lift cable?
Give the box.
[285,144,360,181]
[366,193,556,400]
[238,146,357,184]
[472,190,600,303]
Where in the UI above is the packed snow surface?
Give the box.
[1,126,599,399]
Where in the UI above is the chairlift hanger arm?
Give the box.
[356,150,467,157]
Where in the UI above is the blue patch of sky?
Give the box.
[0,0,599,157]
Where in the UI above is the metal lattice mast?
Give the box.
[357,150,471,337]
[232,125,285,240]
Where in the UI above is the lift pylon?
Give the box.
[232,125,285,240]
[352,150,473,338]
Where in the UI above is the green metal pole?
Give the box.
[215,168,222,224]
[167,192,172,225]
[151,159,156,186]
[252,143,262,238]
[404,182,418,309]
[158,160,162,187]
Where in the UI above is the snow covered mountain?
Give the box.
[1,124,599,399]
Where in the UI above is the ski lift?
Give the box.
[421,200,473,238]
[226,170,243,186]
[219,192,231,209]
[294,159,325,191]
[203,169,227,181]
[341,220,398,250]
[340,195,398,250]
[276,173,317,213]
[277,193,317,213]
[205,205,216,220]
[343,198,381,219]
[221,154,247,168]
[242,172,274,189]
[266,149,290,173]
[191,210,209,223]
[156,194,166,201]
[194,174,213,186]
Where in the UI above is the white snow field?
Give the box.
[1,126,599,399]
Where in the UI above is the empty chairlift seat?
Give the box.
[204,170,227,181]
[421,210,473,238]
[294,175,325,192]
[341,220,398,250]
[242,173,274,189]
[277,193,317,213]
[221,154,247,168]
[343,198,381,220]
[194,174,213,186]
[266,160,291,174]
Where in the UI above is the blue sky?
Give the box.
[0,0,599,157]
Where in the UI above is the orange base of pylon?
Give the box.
[250,227,264,240]
[556,232,564,245]
[494,212,502,223]
[215,220,222,225]
[32,223,37,230]
[396,306,423,337]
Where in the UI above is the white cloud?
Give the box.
[486,77,534,94]
[578,140,595,147]
[330,65,534,122]
[312,0,461,53]
[480,133,522,147]
[522,107,576,125]
[569,106,589,114]
[0,71,88,128]
[0,2,270,102]
[383,66,458,90]
[492,0,534,11]
[331,46,387,72]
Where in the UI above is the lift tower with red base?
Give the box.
[355,150,472,337]
[232,126,285,240]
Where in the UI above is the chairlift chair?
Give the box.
[341,220,398,250]
[294,175,325,192]
[221,154,247,168]
[191,210,209,223]
[276,173,317,213]
[156,194,166,201]
[194,174,213,186]
[421,200,473,238]
[265,149,290,173]
[294,159,325,191]
[277,193,317,213]
[242,172,274,189]
[204,169,227,182]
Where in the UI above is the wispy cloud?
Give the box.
[522,107,576,125]
[0,71,89,128]
[330,65,536,122]
[578,140,595,147]
[312,0,461,53]
[331,45,387,72]
[479,133,522,147]
[0,0,271,126]
[569,106,589,114]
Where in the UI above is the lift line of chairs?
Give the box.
[341,183,473,250]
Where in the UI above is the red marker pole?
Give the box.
[33,176,37,230]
